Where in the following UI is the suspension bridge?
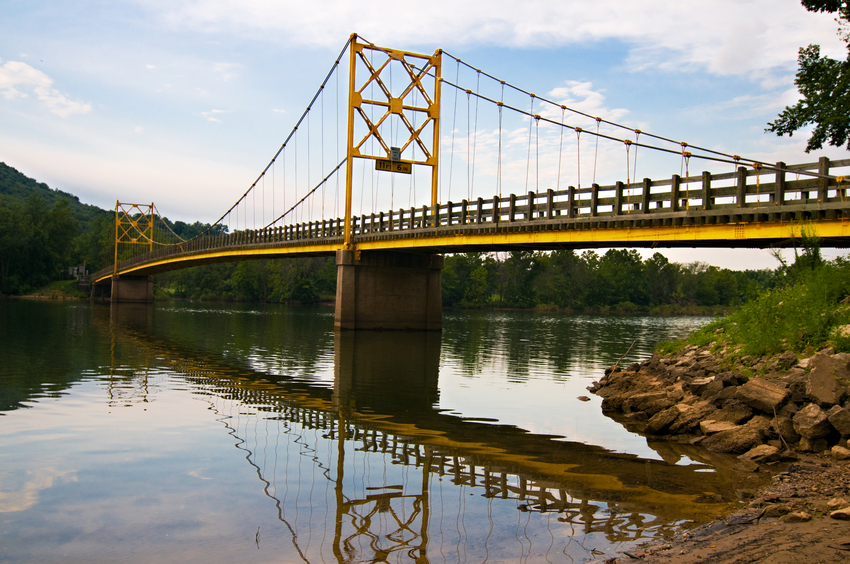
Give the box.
[92,34,850,329]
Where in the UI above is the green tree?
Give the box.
[767,1,850,151]
[501,251,541,308]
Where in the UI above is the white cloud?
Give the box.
[547,81,629,123]
[134,0,846,79]
[213,62,240,81]
[146,64,156,70]
[0,59,91,117]
[199,109,227,122]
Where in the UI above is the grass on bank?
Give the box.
[18,280,90,299]
[655,257,850,359]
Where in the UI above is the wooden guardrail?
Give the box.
[93,157,850,282]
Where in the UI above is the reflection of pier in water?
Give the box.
[102,305,740,563]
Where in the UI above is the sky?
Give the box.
[1,0,848,270]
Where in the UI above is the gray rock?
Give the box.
[715,399,755,424]
[793,403,833,439]
[668,402,719,434]
[831,507,850,520]
[807,351,850,406]
[783,368,808,403]
[736,379,790,413]
[781,511,812,523]
[771,411,801,444]
[700,420,739,435]
[711,386,738,405]
[734,460,760,472]
[763,504,793,518]
[738,444,780,463]
[797,436,830,453]
[833,445,850,460]
[828,497,849,509]
[828,405,850,436]
[688,376,715,395]
[622,392,672,415]
[771,351,799,371]
[700,378,725,400]
[644,406,681,435]
[702,415,771,454]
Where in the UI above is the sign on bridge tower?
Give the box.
[343,34,442,249]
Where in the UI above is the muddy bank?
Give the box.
[590,343,850,562]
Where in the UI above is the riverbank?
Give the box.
[616,451,850,563]
[591,344,850,562]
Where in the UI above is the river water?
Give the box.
[0,300,765,563]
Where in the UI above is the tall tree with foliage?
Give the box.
[767,1,850,151]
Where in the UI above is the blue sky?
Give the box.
[1,0,848,269]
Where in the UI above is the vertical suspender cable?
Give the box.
[556,106,565,192]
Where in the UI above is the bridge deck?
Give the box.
[94,158,850,284]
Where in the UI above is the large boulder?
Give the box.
[792,403,833,439]
[806,351,850,407]
[702,415,771,454]
[700,420,739,435]
[622,391,674,416]
[738,444,781,463]
[714,399,754,424]
[771,403,801,444]
[827,405,850,436]
[644,406,681,435]
[783,368,808,403]
[736,379,790,414]
[668,401,719,434]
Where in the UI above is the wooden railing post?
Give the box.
[615,182,624,215]
[461,199,468,225]
[509,194,517,222]
[476,197,483,224]
[671,174,681,212]
[446,201,453,226]
[546,189,554,219]
[568,186,577,218]
[527,191,535,220]
[702,171,712,211]
[641,178,651,213]
[736,167,747,208]
[819,156,830,203]
[493,195,500,224]
[591,184,599,217]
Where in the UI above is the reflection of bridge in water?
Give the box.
[103,305,745,562]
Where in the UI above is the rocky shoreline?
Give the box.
[590,343,850,562]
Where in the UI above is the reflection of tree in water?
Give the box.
[442,311,708,383]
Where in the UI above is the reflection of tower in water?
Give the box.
[186,330,696,563]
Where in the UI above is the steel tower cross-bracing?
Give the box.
[343,34,442,249]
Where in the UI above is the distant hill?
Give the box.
[0,162,111,229]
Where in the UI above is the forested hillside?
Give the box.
[0,162,114,294]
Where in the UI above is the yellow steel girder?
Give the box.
[97,218,850,285]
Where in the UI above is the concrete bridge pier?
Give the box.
[110,275,154,303]
[334,250,443,331]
